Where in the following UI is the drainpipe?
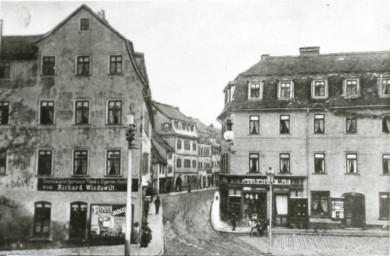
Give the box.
[305,108,310,221]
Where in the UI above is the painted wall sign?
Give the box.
[331,198,345,219]
[37,178,127,192]
[90,204,126,239]
[241,178,291,185]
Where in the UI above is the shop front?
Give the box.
[218,174,306,227]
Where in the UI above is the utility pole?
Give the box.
[125,113,136,256]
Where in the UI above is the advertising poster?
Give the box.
[331,199,344,220]
[90,204,126,239]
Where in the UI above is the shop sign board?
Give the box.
[241,178,291,185]
[331,198,344,220]
[37,178,127,192]
[90,204,126,239]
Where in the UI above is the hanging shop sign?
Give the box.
[90,204,126,239]
[37,178,127,192]
[331,198,344,220]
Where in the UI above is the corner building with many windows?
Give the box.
[0,5,153,243]
[218,47,390,229]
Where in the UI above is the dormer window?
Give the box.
[343,78,360,98]
[380,77,390,98]
[80,19,89,31]
[312,79,328,99]
[248,79,263,99]
[278,79,294,100]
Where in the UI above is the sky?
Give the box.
[1,0,390,127]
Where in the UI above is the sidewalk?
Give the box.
[210,191,389,237]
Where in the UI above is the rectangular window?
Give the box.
[249,80,261,99]
[249,115,259,135]
[192,142,197,151]
[379,193,390,219]
[383,155,390,175]
[177,140,182,149]
[80,19,89,31]
[0,62,10,79]
[73,150,88,175]
[346,116,357,134]
[346,153,358,174]
[249,153,259,173]
[192,160,196,168]
[311,191,330,217]
[107,150,121,176]
[162,123,171,131]
[381,78,390,96]
[279,81,293,99]
[34,202,51,237]
[0,151,6,175]
[383,116,390,133]
[168,166,173,173]
[132,179,139,192]
[38,150,52,176]
[345,79,359,97]
[177,159,182,168]
[107,100,122,124]
[314,114,324,134]
[76,56,90,76]
[40,101,54,125]
[184,159,191,168]
[184,140,190,150]
[313,80,326,98]
[0,102,9,125]
[75,101,89,125]
[109,55,122,75]
[314,153,325,173]
[280,115,290,134]
[280,153,290,173]
[42,56,56,76]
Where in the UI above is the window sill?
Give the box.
[41,75,56,77]
[278,172,292,175]
[36,174,54,177]
[71,175,90,177]
[39,123,56,126]
[344,173,360,175]
[73,124,91,127]
[248,134,260,136]
[104,175,123,178]
[343,95,361,99]
[29,237,52,242]
[106,124,124,127]
[312,97,328,100]
[75,74,91,77]
[345,133,358,135]
[313,133,325,135]
[280,133,291,135]
[378,218,389,220]
[108,73,124,76]
[310,215,330,219]
[248,98,262,101]
[277,98,294,101]
[312,172,327,175]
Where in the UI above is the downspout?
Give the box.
[305,108,310,219]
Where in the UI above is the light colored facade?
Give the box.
[0,5,153,243]
[218,47,390,229]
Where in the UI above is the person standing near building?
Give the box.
[231,213,237,231]
[154,196,161,214]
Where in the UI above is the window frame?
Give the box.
[0,150,7,175]
[379,192,390,220]
[73,150,89,176]
[177,139,182,149]
[106,150,122,176]
[343,78,360,98]
[0,61,10,79]
[346,153,358,174]
[249,153,259,173]
[109,55,123,75]
[280,115,290,134]
[314,114,325,134]
[279,153,291,174]
[379,77,390,98]
[249,115,260,135]
[382,154,390,175]
[311,79,328,99]
[75,100,90,125]
[248,79,263,100]
[277,79,294,100]
[184,159,191,168]
[39,100,55,125]
[382,115,390,134]
[76,56,91,76]
[42,56,56,76]
[80,18,90,31]
[314,153,325,174]
[176,158,182,168]
[33,201,51,237]
[311,191,330,217]
[0,101,9,125]
[346,116,357,134]
[37,149,53,176]
[107,100,122,125]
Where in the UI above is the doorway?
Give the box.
[69,202,88,240]
[274,194,289,227]
[343,193,365,228]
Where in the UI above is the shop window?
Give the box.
[176,159,181,168]
[184,140,190,150]
[75,101,89,125]
[0,102,9,125]
[184,159,191,168]
[131,179,139,192]
[314,114,324,134]
[380,78,390,97]
[34,202,51,237]
[192,142,196,151]
[280,115,290,134]
[346,153,358,174]
[379,193,390,219]
[80,19,89,31]
[248,79,262,99]
[42,56,56,76]
[383,116,390,133]
[76,56,90,75]
[275,194,288,215]
[109,55,122,75]
[107,100,122,124]
[192,160,196,168]
[249,153,259,173]
[106,150,121,176]
[38,150,52,175]
[383,155,390,175]
[278,80,294,100]
[343,78,360,98]
[0,150,6,175]
[177,140,182,149]
[0,61,10,79]
[280,153,290,173]
[311,191,330,217]
[40,101,54,125]
[312,80,328,99]
[249,115,259,135]
[73,150,88,175]
[314,153,325,173]
[346,116,357,134]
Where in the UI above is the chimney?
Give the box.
[299,46,320,55]
[97,10,107,23]
[261,54,269,60]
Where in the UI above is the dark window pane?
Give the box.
[42,56,55,76]
[40,101,54,124]
[38,150,52,175]
[80,19,89,31]
[0,62,10,79]
[75,101,89,124]
[0,102,9,125]
[74,150,88,175]
[107,150,121,175]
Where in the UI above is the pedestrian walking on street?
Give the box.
[154,196,161,214]
[144,200,150,222]
[131,222,140,244]
[231,213,237,231]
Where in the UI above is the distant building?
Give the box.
[152,101,198,191]
[218,47,390,229]
[0,5,153,243]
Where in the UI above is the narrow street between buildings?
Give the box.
[162,189,389,256]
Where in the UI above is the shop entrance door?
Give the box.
[289,198,308,228]
[343,193,365,228]
[69,202,88,240]
[274,194,289,227]
[243,192,267,220]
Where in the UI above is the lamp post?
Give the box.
[266,167,275,256]
[125,113,135,256]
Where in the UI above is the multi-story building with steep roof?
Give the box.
[218,47,390,229]
[152,101,198,191]
[0,5,153,244]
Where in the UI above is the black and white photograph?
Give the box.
[0,1,389,255]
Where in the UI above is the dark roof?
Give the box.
[153,132,174,152]
[152,132,174,164]
[0,35,42,60]
[153,101,194,123]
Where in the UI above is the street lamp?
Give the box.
[266,167,275,256]
[125,113,136,256]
